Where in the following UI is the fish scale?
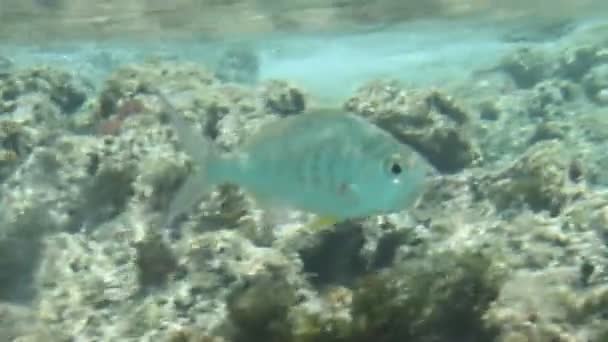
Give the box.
[307,140,331,192]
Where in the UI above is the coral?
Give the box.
[528,121,566,145]
[297,221,367,287]
[582,64,608,105]
[471,92,533,164]
[0,302,66,341]
[0,66,87,115]
[0,110,178,300]
[226,272,296,342]
[525,79,578,118]
[478,99,501,121]
[35,229,141,339]
[134,231,179,288]
[96,97,148,135]
[475,141,579,217]
[95,61,215,118]
[290,249,505,342]
[92,61,223,140]
[485,269,608,341]
[479,187,608,341]
[500,47,548,88]
[166,328,225,342]
[556,44,608,81]
[0,119,32,181]
[259,79,307,116]
[344,79,479,173]
[92,60,270,153]
[33,213,299,340]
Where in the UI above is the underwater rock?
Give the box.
[582,64,608,105]
[344,79,479,173]
[96,61,216,119]
[290,249,504,342]
[0,119,35,181]
[0,129,158,246]
[0,131,152,299]
[291,214,427,289]
[185,184,262,239]
[35,229,140,338]
[33,199,282,340]
[215,45,260,85]
[297,221,367,287]
[226,272,296,342]
[471,92,533,164]
[94,61,268,152]
[528,121,566,145]
[0,302,66,341]
[96,61,216,111]
[526,79,578,118]
[135,232,179,288]
[478,99,501,121]
[0,66,87,115]
[500,47,548,88]
[259,79,307,116]
[166,328,226,342]
[486,268,608,342]
[474,141,578,217]
[556,44,608,81]
[94,61,219,135]
[184,230,294,293]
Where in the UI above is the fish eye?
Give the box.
[385,154,404,176]
[390,162,402,175]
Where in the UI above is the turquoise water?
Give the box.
[1,2,608,341]
[4,17,600,100]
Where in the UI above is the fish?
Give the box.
[157,91,430,230]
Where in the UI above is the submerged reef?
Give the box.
[2,26,608,341]
[286,249,504,342]
[344,79,479,173]
[474,140,579,218]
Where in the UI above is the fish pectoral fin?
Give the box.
[304,215,340,232]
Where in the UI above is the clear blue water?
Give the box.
[4,16,603,101]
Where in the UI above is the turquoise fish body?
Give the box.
[162,96,429,225]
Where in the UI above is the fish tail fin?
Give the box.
[156,91,226,229]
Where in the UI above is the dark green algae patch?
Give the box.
[226,249,506,342]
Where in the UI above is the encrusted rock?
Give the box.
[556,44,608,80]
[500,47,548,88]
[344,79,479,173]
[0,66,88,115]
[474,141,580,217]
[259,79,307,116]
[582,64,608,105]
[526,79,577,118]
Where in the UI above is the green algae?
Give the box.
[227,273,295,342]
[227,249,506,342]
